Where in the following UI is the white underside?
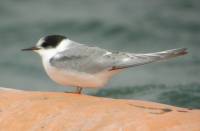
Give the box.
[43,60,121,88]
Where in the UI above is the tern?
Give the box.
[22,35,187,94]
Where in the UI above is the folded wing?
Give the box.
[108,48,188,70]
[50,41,187,74]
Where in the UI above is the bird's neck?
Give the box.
[37,49,57,63]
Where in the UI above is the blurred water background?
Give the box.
[0,0,200,108]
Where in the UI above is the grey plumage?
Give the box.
[50,40,187,74]
[50,41,110,73]
[109,48,187,70]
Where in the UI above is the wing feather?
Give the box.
[50,41,187,73]
[50,43,113,73]
[109,48,188,70]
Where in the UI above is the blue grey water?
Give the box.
[0,0,200,108]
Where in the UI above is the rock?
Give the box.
[0,87,199,131]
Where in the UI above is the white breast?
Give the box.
[42,59,121,88]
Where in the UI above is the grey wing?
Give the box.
[50,43,116,73]
[50,43,187,73]
[107,48,187,70]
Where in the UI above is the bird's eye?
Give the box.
[41,42,52,48]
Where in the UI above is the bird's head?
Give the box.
[22,35,68,58]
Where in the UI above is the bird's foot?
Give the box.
[64,87,83,94]
[75,87,83,94]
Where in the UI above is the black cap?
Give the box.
[41,35,67,48]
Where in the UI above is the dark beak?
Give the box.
[21,46,40,51]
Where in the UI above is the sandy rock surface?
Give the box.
[0,87,199,131]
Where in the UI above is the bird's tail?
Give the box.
[145,48,188,61]
[112,48,188,70]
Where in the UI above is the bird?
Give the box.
[22,35,188,94]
